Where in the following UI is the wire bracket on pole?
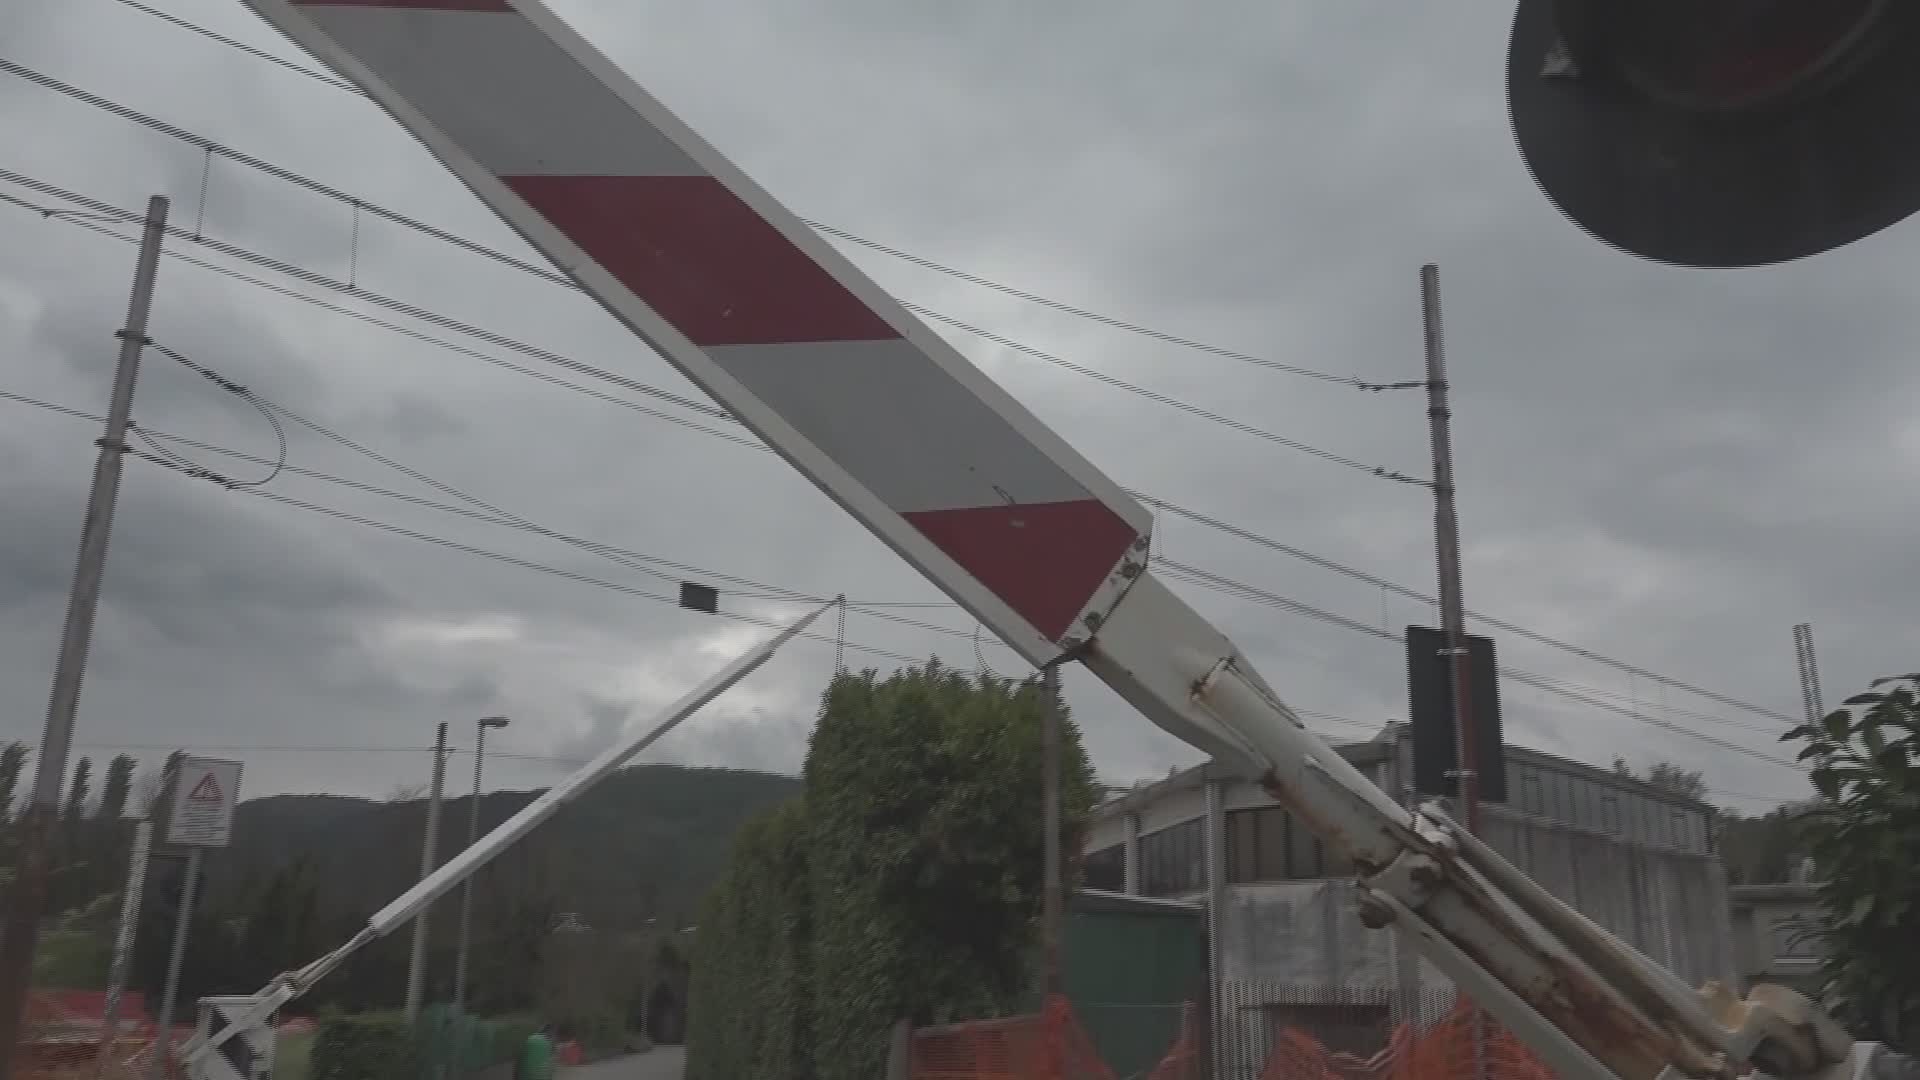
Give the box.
[834,594,847,676]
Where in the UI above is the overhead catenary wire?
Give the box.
[0,8,1812,807]
[0,100,1804,706]
[0,187,1797,749]
[41,22,1420,394]
[1132,494,1803,726]
[19,6,1818,726]
[1154,559,1798,761]
[0,382,987,641]
[32,353,1779,761]
[129,446,955,671]
[148,342,822,608]
[0,140,1806,727]
[3,193,1797,737]
[0,159,1417,485]
[0,377,1805,774]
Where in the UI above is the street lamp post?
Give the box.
[452,715,509,1014]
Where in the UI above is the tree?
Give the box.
[96,755,135,822]
[1782,672,1920,1049]
[686,663,1099,1080]
[386,781,430,803]
[685,799,813,1080]
[137,749,188,832]
[1611,757,1709,802]
[233,859,323,990]
[805,663,1096,1079]
[63,757,92,822]
[1715,806,1812,886]
[0,742,28,820]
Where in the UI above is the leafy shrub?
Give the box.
[684,797,812,1080]
[309,1014,419,1080]
[687,663,1097,1080]
[471,1016,538,1070]
[1784,675,1920,1049]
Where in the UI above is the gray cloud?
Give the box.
[2,0,1910,817]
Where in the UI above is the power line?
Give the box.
[1164,551,1780,735]
[0,182,1802,743]
[74,10,1424,393]
[1,182,762,449]
[901,306,1424,484]
[0,187,1797,749]
[0,112,1799,730]
[1155,559,1801,767]
[0,77,1421,485]
[149,341,809,605]
[0,380,1802,773]
[0,191,1804,749]
[0,24,1812,800]
[0,169,745,425]
[1134,494,1802,726]
[0,381,986,645]
[132,447,956,672]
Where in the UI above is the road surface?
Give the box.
[561,1046,684,1080]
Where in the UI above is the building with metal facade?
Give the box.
[1081,723,1737,1080]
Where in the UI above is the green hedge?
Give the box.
[806,667,1092,1078]
[309,1014,419,1080]
[684,797,812,1080]
[471,1016,539,1071]
[419,1006,537,1074]
[312,1009,536,1080]
[686,663,1096,1080]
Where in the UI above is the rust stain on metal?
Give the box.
[1428,838,1728,1080]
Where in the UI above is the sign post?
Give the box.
[94,818,154,1080]
[148,757,242,1080]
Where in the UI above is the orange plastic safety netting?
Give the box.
[1141,1002,1201,1080]
[17,991,170,1080]
[1260,997,1557,1080]
[910,996,1112,1080]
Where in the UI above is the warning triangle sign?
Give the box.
[187,773,223,803]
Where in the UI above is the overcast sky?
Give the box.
[1,0,1913,813]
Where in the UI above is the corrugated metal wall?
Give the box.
[1474,808,1735,987]
[1209,814,1735,1080]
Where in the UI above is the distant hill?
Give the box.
[203,764,802,932]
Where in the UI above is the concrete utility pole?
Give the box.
[405,722,451,1023]
[0,195,170,1077]
[1421,263,1481,836]
[1038,665,1064,1001]
[1422,263,1486,1080]
[453,716,509,1013]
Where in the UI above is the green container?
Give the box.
[415,1005,537,1079]
[1058,891,1207,1080]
